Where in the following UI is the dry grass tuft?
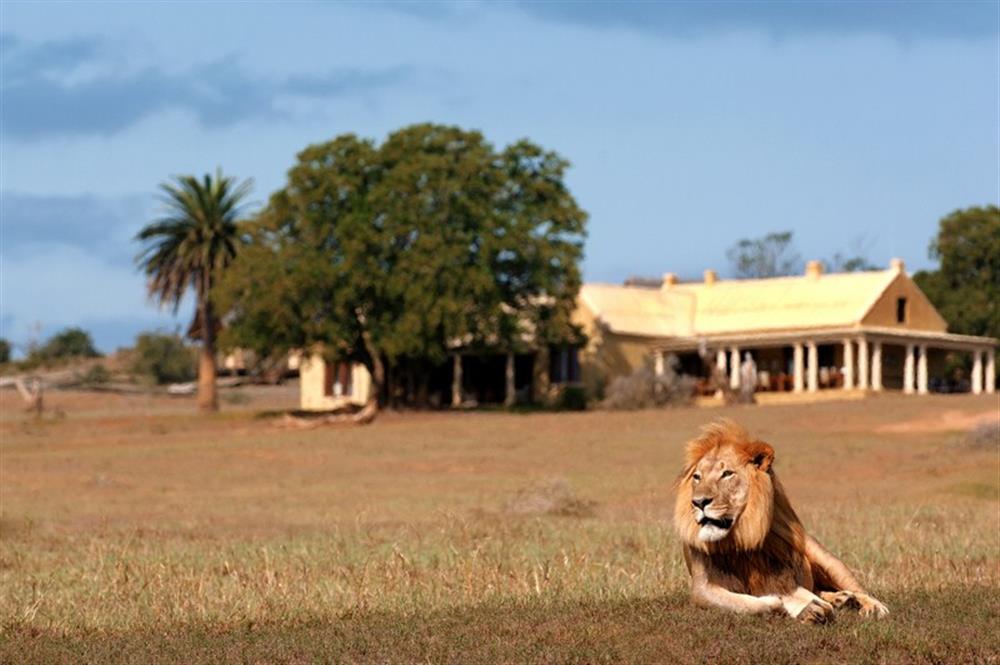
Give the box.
[504,477,598,517]
[965,419,999,449]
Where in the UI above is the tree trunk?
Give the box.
[197,293,218,412]
[354,310,382,425]
[354,351,383,425]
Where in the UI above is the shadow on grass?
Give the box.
[3,588,997,664]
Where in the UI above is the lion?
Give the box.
[673,420,889,624]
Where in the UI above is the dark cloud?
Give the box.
[1,32,101,82]
[516,2,999,40]
[1,36,413,139]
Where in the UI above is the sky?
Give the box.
[2,1,998,354]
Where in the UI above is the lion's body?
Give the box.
[673,420,888,623]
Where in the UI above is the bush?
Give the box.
[966,420,999,449]
[602,355,696,410]
[25,327,100,366]
[555,385,588,411]
[0,338,11,364]
[78,364,111,386]
[130,333,196,385]
[504,477,596,518]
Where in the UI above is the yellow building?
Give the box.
[299,258,996,410]
[576,259,996,398]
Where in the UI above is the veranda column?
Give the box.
[451,353,462,407]
[842,338,855,389]
[903,344,915,394]
[793,343,805,393]
[986,348,996,395]
[504,351,516,407]
[806,341,818,393]
[730,347,741,389]
[715,348,727,398]
[971,349,983,395]
[858,338,869,390]
[917,344,928,395]
[654,350,665,377]
[871,341,883,391]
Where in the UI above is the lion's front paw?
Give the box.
[795,598,835,625]
[855,593,889,618]
[819,590,862,611]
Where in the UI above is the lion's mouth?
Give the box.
[697,516,733,530]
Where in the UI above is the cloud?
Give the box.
[2,192,151,265]
[0,31,101,82]
[515,2,999,41]
[1,35,414,139]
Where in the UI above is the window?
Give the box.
[324,361,353,397]
[896,297,908,324]
[549,346,580,384]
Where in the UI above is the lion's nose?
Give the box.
[692,497,713,510]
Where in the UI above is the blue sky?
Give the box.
[2,1,997,353]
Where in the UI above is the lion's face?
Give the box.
[688,446,755,542]
[674,421,776,551]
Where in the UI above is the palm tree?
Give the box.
[135,169,252,412]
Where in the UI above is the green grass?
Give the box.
[1,390,997,663]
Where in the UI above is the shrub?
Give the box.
[555,385,588,411]
[130,333,196,385]
[222,390,251,405]
[78,364,111,386]
[602,355,696,410]
[0,338,10,364]
[504,477,596,518]
[966,420,999,449]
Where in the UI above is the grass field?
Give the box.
[1,388,998,664]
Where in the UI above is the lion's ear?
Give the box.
[747,441,774,472]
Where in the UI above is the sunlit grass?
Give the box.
[1,390,997,662]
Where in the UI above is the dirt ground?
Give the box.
[1,388,998,663]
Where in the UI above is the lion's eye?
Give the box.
[721,470,734,479]
[692,473,701,482]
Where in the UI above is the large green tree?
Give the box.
[216,124,587,417]
[135,170,252,411]
[913,205,1000,339]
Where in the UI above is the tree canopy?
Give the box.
[913,205,1000,339]
[216,124,587,407]
[727,231,877,278]
[28,327,100,364]
[726,231,801,278]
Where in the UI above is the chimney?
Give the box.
[805,260,823,279]
[703,269,718,286]
[890,258,905,272]
[661,272,678,289]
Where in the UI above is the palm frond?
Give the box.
[134,170,253,312]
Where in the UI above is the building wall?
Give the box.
[861,273,947,332]
[299,354,371,411]
[574,299,659,397]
